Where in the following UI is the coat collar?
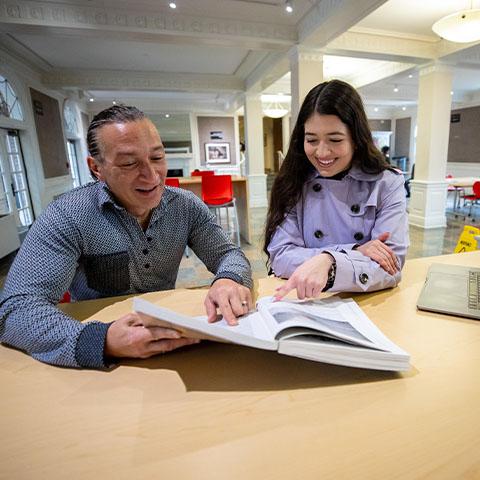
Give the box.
[306,164,383,183]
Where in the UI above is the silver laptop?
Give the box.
[417,263,480,320]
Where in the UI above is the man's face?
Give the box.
[89,119,167,221]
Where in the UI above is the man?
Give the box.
[0,106,252,369]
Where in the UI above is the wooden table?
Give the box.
[177,176,251,244]
[2,251,480,479]
[447,176,480,189]
[447,177,480,211]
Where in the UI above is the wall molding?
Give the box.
[408,180,448,229]
[247,173,268,208]
[0,0,296,47]
[42,69,245,93]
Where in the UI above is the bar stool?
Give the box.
[201,175,241,246]
[463,181,480,220]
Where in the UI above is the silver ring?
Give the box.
[241,300,248,306]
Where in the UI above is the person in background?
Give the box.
[264,79,409,300]
[239,142,246,176]
[404,163,415,198]
[0,106,253,369]
[381,145,390,164]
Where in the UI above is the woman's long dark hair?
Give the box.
[263,79,392,261]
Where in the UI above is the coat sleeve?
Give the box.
[324,174,409,292]
[0,204,111,369]
[267,173,409,292]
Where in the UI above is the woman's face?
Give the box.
[303,113,355,177]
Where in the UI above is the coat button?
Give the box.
[354,232,364,241]
[142,248,149,255]
[146,237,153,242]
[314,230,324,239]
[144,263,150,269]
[359,273,369,284]
[313,184,322,192]
[351,204,360,214]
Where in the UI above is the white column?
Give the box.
[289,47,324,126]
[409,63,452,229]
[244,94,267,208]
[189,113,200,173]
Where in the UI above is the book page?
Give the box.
[134,297,276,350]
[257,296,396,351]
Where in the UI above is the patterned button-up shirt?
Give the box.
[267,166,409,292]
[0,181,252,369]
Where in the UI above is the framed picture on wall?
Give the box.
[205,142,230,164]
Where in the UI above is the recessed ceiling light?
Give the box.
[169,2,177,9]
[112,101,117,105]
[393,85,399,92]
[165,114,170,118]
[374,107,379,112]
[285,0,293,13]
[450,91,454,95]
[89,98,94,102]
[402,106,406,111]
[408,74,413,78]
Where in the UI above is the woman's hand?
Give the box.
[274,253,334,300]
[356,232,399,275]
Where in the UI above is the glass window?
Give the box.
[0,150,10,215]
[0,75,23,121]
[66,139,80,188]
[5,131,33,227]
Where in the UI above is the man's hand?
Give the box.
[274,253,334,301]
[205,278,253,326]
[356,232,399,275]
[105,312,199,359]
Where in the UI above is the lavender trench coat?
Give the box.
[267,166,409,292]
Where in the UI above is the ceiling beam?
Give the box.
[325,30,437,63]
[298,0,389,47]
[346,61,416,89]
[243,0,390,96]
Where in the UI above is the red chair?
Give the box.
[463,181,480,218]
[59,292,71,303]
[191,170,215,177]
[201,175,240,246]
[165,177,180,187]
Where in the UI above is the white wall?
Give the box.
[0,47,92,218]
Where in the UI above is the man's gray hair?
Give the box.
[87,105,145,162]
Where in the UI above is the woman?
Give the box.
[264,80,409,300]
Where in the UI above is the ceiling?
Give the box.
[1,0,480,118]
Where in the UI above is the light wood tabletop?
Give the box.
[1,251,480,480]
[447,176,480,188]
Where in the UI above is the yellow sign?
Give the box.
[454,225,480,253]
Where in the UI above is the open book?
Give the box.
[134,296,410,372]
